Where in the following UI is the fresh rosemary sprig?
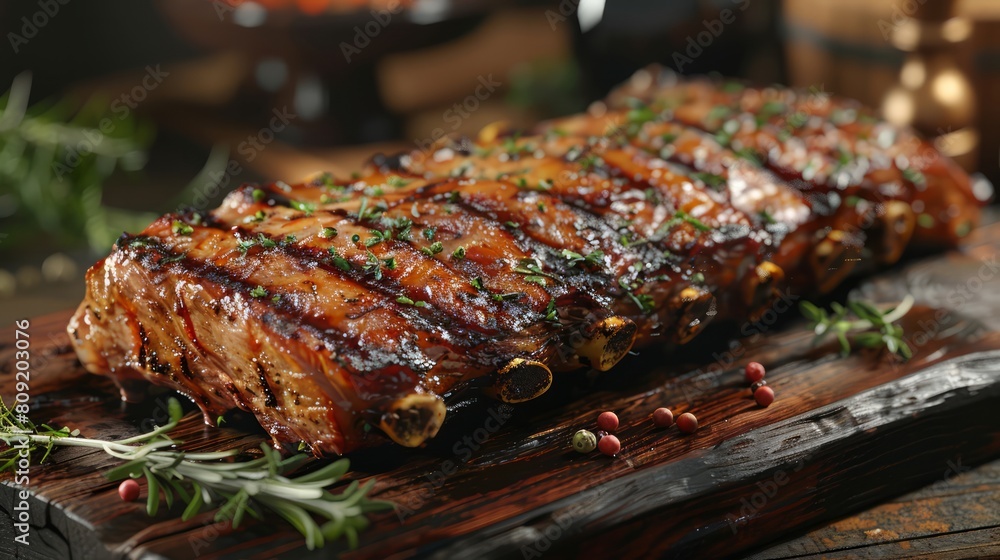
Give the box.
[799,295,914,359]
[0,398,392,550]
[0,73,156,252]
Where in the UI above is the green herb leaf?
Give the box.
[172,220,194,236]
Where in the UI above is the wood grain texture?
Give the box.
[746,459,1000,559]
[2,219,1000,559]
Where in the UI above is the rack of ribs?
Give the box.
[67,67,987,455]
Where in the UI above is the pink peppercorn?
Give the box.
[745,362,766,383]
[118,479,140,502]
[754,386,776,408]
[676,413,699,434]
[598,434,621,456]
[652,407,674,428]
[597,411,619,432]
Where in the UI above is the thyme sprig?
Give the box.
[0,398,392,550]
[800,295,914,359]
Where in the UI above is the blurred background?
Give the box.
[0,0,996,320]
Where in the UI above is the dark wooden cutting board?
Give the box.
[3,219,1000,560]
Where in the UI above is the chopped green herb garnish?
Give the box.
[707,105,733,122]
[421,241,444,256]
[252,188,266,202]
[578,154,602,171]
[901,167,926,185]
[544,298,559,323]
[691,172,726,190]
[505,221,520,229]
[722,81,745,93]
[758,101,786,119]
[171,220,194,236]
[619,233,648,247]
[356,197,385,221]
[386,175,411,188]
[250,285,268,298]
[561,248,605,268]
[255,233,276,249]
[491,292,521,302]
[236,239,256,253]
[365,229,391,247]
[624,289,655,314]
[362,251,384,280]
[473,145,495,158]
[787,112,809,129]
[452,246,466,260]
[734,148,762,166]
[271,294,281,304]
[691,272,705,284]
[626,106,657,126]
[422,227,436,241]
[327,247,351,271]
[514,258,558,285]
[502,136,534,157]
[289,200,316,216]
[758,209,776,225]
[537,202,547,213]
[537,179,554,190]
[320,227,338,239]
[470,277,485,291]
[917,213,934,228]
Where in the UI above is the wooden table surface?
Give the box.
[745,459,1000,559]
[3,132,999,558]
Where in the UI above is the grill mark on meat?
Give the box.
[179,354,194,380]
[256,362,278,408]
[220,185,514,339]
[69,68,982,455]
[232,216,508,340]
[137,323,147,369]
[224,382,250,411]
[119,233,390,371]
[387,184,624,298]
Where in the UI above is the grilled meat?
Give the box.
[67,67,986,455]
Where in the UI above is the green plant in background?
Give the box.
[0,73,157,254]
[507,59,587,118]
